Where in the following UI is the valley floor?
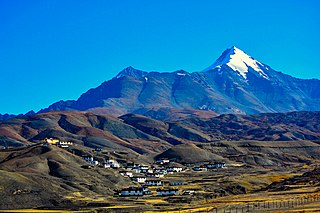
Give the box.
[1,184,319,212]
[2,164,316,212]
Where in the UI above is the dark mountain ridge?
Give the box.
[0,111,35,121]
[37,46,320,117]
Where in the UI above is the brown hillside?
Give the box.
[0,144,129,209]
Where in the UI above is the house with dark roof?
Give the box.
[205,162,225,169]
[169,181,184,186]
[118,187,150,196]
[145,179,162,186]
[166,166,183,173]
[193,166,207,171]
[156,188,178,196]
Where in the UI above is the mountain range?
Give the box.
[35,46,320,117]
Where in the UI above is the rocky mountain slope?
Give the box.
[38,46,320,116]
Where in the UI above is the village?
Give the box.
[43,138,226,198]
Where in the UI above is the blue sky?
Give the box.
[0,0,319,114]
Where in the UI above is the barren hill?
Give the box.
[0,144,129,209]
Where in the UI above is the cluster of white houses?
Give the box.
[116,161,225,197]
[82,156,121,168]
[117,187,179,197]
[125,164,183,183]
[117,187,151,196]
[115,160,187,197]
[116,187,181,196]
[44,139,225,197]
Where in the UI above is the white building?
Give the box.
[183,190,195,195]
[107,159,120,168]
[119,171,133,177]
[57,141,73,148]
[140,165,149,170]
[83,156,99,166]
[140,168,154,174]
[166,167,183,173]
[145,179,162,186]
[83,156,94,162]
[102,163,111,168]
[156,159,170,165]
[154,168,168,175]
[130,176,146,183]
[90,160,99,165]
[193,167,207,172]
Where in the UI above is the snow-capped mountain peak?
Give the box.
[205,46,269,79]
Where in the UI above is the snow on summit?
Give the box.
[205,46,269,79]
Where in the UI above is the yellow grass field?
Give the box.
[0,210,71,213]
